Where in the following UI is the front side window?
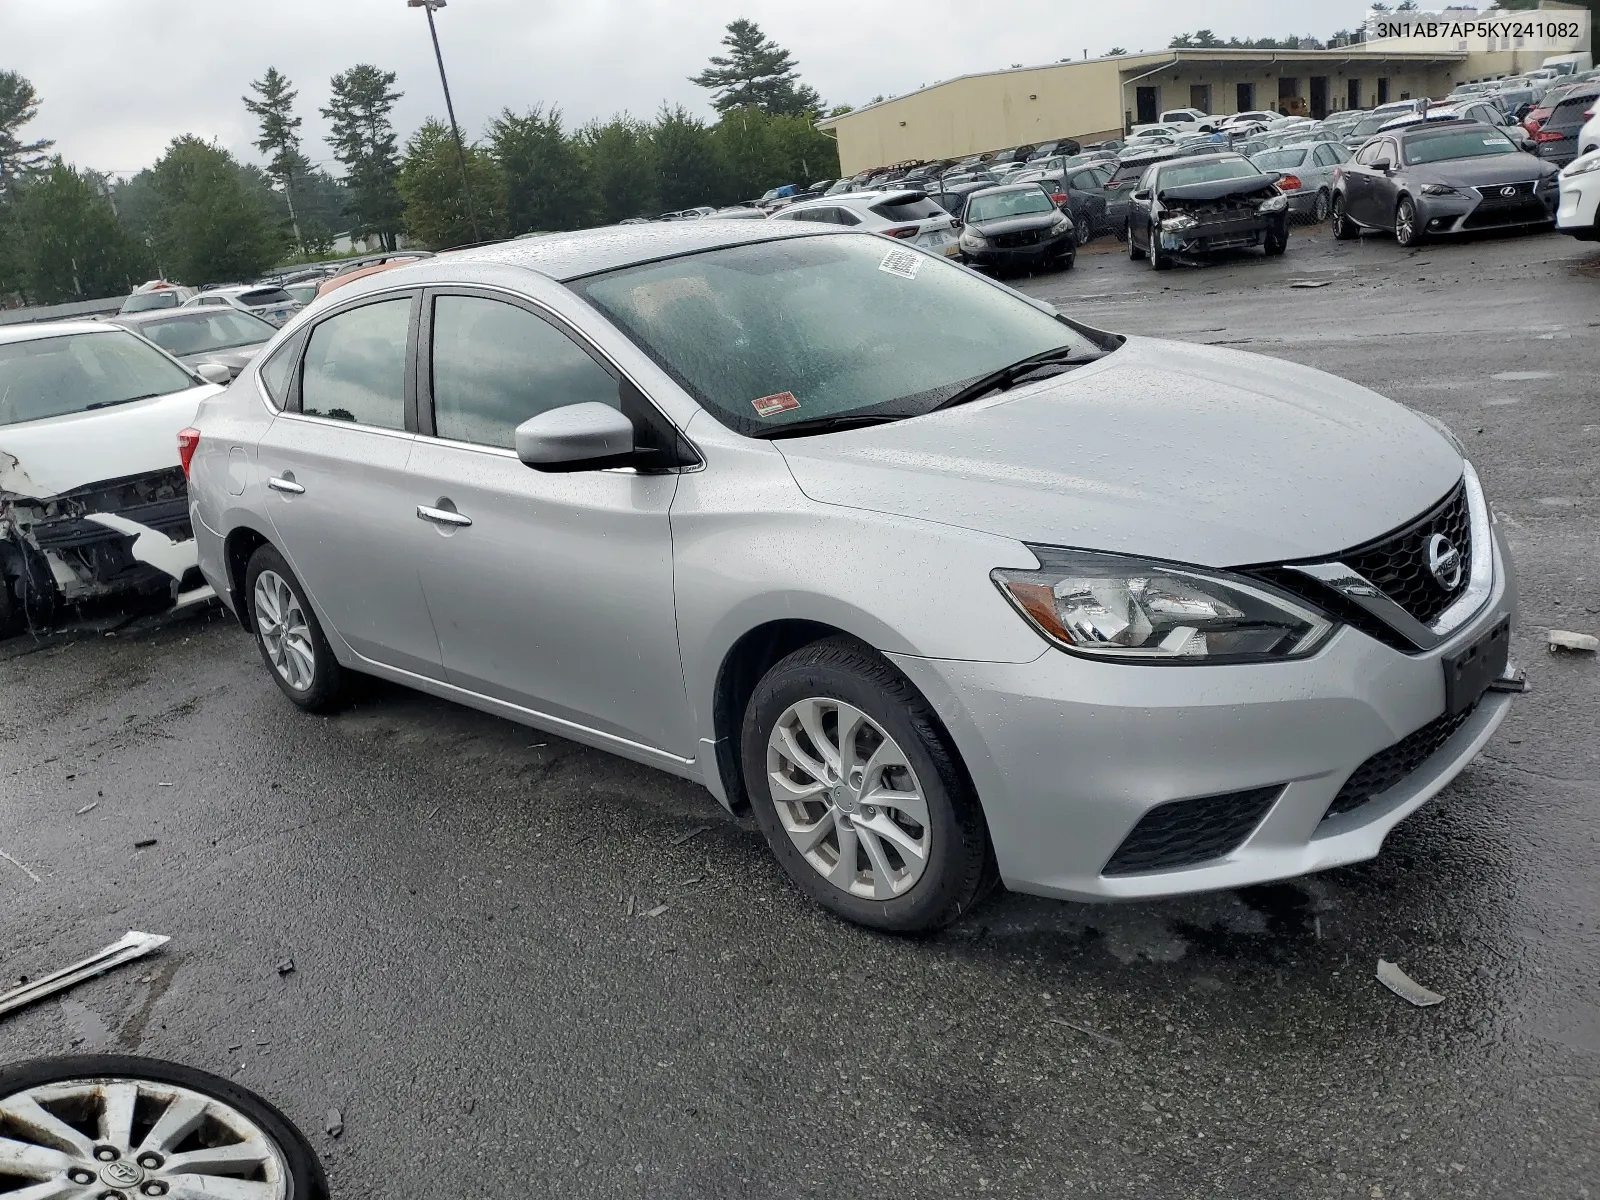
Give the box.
[300,297,412,429]
[0,330,197,426]
[964,188,1055,222]
[1403,128,1516,164]
[430,295,618,449]
[573,233,1099,437]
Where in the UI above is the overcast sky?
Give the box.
[12,0,1407,178]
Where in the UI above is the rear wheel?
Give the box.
[1330,192,1358,240]
[1127,223,1146,259]
[740,637,995,933]
[1394,196,1423,247]
[1074,218,1092,246]
[245,545,346,712]
[1313,188,1331,222]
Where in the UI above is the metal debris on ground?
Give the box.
[670,825,710,847]
[75,802,98,816]
[1049,1017,1124,1047]
[1547,629,1598,654]
[645,903,670,918]
[1376,959,1445,1007]
[0,849,41,883]
[157,782,173,787]
[0,931,171,1020]
[133,838,158,849]
[325,1108,344,1138]
[275,958,295,976]
[1289,280,1332,288]
[624,895,636,917]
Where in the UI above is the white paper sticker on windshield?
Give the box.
[1483,138,1503,145]
[879,247,923,279]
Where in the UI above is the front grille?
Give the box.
[993,229,1046,248]
[1343,480,1471,626]
[1323,701,1480,819]
[1102,786,1282,876]
[1473,180,1537,208]
[1462,202,1547,229]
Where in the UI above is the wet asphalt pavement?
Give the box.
[2,224,1597,1200]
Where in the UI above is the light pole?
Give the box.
[407,0,482,244]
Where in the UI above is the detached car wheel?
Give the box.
[1394,196,1423,247]
[1331,193,1358,240]
[740,637,995,933]
[0,1054,328,1200]
[245,545,346,712]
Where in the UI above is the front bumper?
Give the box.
[1557,173,1600,236]
[962,230,1075,266]
[888,523,1518,902]
[1157,211,1286,255]
[1416,186,1558,234]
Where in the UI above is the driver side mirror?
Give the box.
[1372,158,1393,173]
[1131,189,1151,202]
[515,402,636,472]
[196,362,233,385]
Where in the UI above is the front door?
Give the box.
[257,291,443,678]
[406,290,692,756]
[1365,137,1402,228]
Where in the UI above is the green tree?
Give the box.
[1108,47,1128,55]
[0,71,53,201]
[690,19,823,118]
[488,106,595,233]
[651,105,725,211]
[397,118,507,249]
[145,136,286,284]
[243,66,308,249]
[322,64,404,249]
[581,117,658,222]
[7,160,150,302]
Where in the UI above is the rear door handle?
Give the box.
[416,505,472,528]
[267,476,305,494]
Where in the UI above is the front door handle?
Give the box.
[416,504,472,528]
[267,476,305,494]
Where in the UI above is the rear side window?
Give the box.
[239,288,294,306]
[429,295,618,449]
[1551,93,1598,127]
[300,298,411,429]
[870,196,943,222]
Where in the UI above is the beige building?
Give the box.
[818,2,1591,175]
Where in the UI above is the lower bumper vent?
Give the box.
[1102,786,1282,876]
[1323,701,1480,820]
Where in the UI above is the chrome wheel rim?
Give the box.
[0,1076,289,1199]
[1396,202,1415,243]
[253,570,314,692]
[1331,197,1344,229]
[766,698,931,900]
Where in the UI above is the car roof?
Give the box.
[1394,118,1495,138]
[1153,152,1246,168]
[407,221,829,284]
[968,181,1050,196]
[0,320,120,346]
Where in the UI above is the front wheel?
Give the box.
[1330,192,1358,240]
[1264,223,1288,256]
[245,544,346,711]
[1395,196,1423,247]
[1148,223,1171,270]
[740,637,995,933]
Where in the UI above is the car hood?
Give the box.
[969,212,1061,235]
[1158,173,1279,201]
[1405,151,1556,185]
[774,338,1464,567]
[181,346,263,375]
[0,383,221,499]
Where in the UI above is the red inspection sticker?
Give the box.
[752,391,801,416]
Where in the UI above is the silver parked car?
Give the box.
[1248,140,1351,221]
[186,222,1520,933]
[183,284,304,327]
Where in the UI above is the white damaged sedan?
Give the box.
[0,321,227,635]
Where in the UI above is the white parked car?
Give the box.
[119,280,198,315]
[769,190,960,257]
[1223,110,1282,130]
[183,285,304,328]
[1556,147,1600,238]
[1159,107,1221,132]
[0,322,226,634]
[1577,108,1600,158]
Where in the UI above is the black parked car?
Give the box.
[927,179,1003,221]
[1127,153,1289,269]
[109,308,279,380]
[1010,161,1115,241]
[955,183,1077,271]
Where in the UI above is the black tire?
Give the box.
[1058,247,1077,270]
[740,637,995,933]
[0,573,21,640]
[1148,222,1171,270]
[244,544,346,712]
[1313,188,1331,222]
[1395,195,1423,247]
[1264,223,1288,256]
[0,1054,329,1200]
[1073,218,1092,246]
[1127,224,1146,259]
[1330,192,1358,240]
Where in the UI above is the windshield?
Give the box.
[1158,158,1260,188]
[573,234,1097,436]
[1250,148,1311,170]
[0,330,196,426]
[120,291,180,313]
[965,189,1055,222]
[1403,128,1518,164]
[135,310,277,355]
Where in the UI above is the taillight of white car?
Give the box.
[178,427,201,480]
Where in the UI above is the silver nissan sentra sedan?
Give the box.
[183,221,1520,933]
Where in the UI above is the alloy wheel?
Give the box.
[1314,189,1331,221]
[0,1076,289,1199]
[253,570,315,693]
[765,697,931,900]
[1396,199,1418,245]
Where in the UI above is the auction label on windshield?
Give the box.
[752,391,801,416]
[879,248,923,280]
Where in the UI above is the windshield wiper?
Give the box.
[84,393,164,410]
[932,345,1103,412]
[754,413,904,440]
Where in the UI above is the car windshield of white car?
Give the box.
[1158,159,1260,188]
[0,330,197,426]
[573,233,1099,437]
[1403,129,1517,164]
[139,311,277,355]
[966,190,1054,222]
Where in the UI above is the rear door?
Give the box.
[255,289,444,677]
[405,288,692,755]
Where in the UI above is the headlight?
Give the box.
[1561,152,1600,177]
[1258,194,1289,213]
[1419,183,1459,196]
[992,547,1334,664]
[1051,212,1071,230]
[959,230,985,248]
[1161,213,1198,231]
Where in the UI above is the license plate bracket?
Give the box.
[1443,618,1510,715]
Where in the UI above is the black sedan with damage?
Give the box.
[1127,153,1290,269]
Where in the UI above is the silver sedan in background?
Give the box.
[1248,140,1351,221]
[186,222,1520,933]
